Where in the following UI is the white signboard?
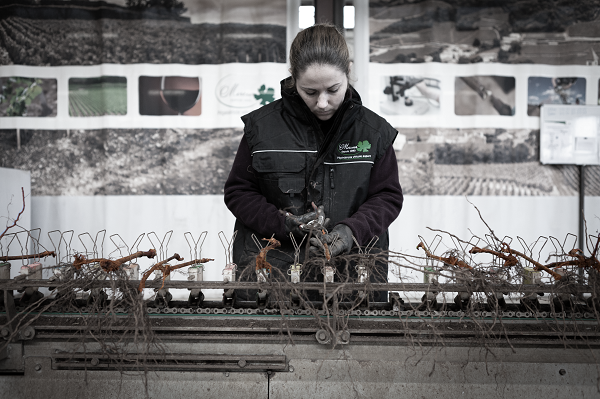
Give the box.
[540,105,600,165]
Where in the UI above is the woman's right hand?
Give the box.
[281,209,317,239]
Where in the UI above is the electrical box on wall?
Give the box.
[540,105,600,165]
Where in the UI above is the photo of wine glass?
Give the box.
[160,76,202,115]
[138,76,202,116]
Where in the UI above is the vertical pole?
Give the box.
[315,0,344,29]
[353,0,369,107]
[579,165,585,252]
[579,164,585,283]
[286,0,300,67]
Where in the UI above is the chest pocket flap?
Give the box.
[252,152,306,195]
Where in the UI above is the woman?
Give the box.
[224,24,403,302]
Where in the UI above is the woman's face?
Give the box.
[295,64,348,121]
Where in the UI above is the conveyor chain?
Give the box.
[140,307,597,320]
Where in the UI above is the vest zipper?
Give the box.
[329,166,335,216]
[329,167,335,189]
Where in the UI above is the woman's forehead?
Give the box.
[296,64,347,87]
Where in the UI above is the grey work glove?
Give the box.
[280,209,318,239]
[310,224,353,258]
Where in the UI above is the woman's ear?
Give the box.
[348,61,356,84]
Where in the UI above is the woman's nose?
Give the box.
[317,94,328,109]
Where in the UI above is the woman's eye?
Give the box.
[328,89,338,94]
[305,91,316,96]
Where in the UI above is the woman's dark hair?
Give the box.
[288,23,350,88]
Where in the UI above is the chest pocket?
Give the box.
[252,152,307,196]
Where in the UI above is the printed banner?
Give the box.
[368,0,600,197]
[1,0,599,202]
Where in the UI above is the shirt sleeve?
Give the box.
[338,145,404,245]
[223,136,288,240]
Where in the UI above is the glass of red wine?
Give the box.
[160,76,201,115]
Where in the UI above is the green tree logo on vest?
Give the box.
[337,140,373,161]
[254,85,275,105]
[357,140,371,153]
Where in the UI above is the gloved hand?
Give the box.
[298,203,329,234]
[280,209,318,239]
[310,224,353,258]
